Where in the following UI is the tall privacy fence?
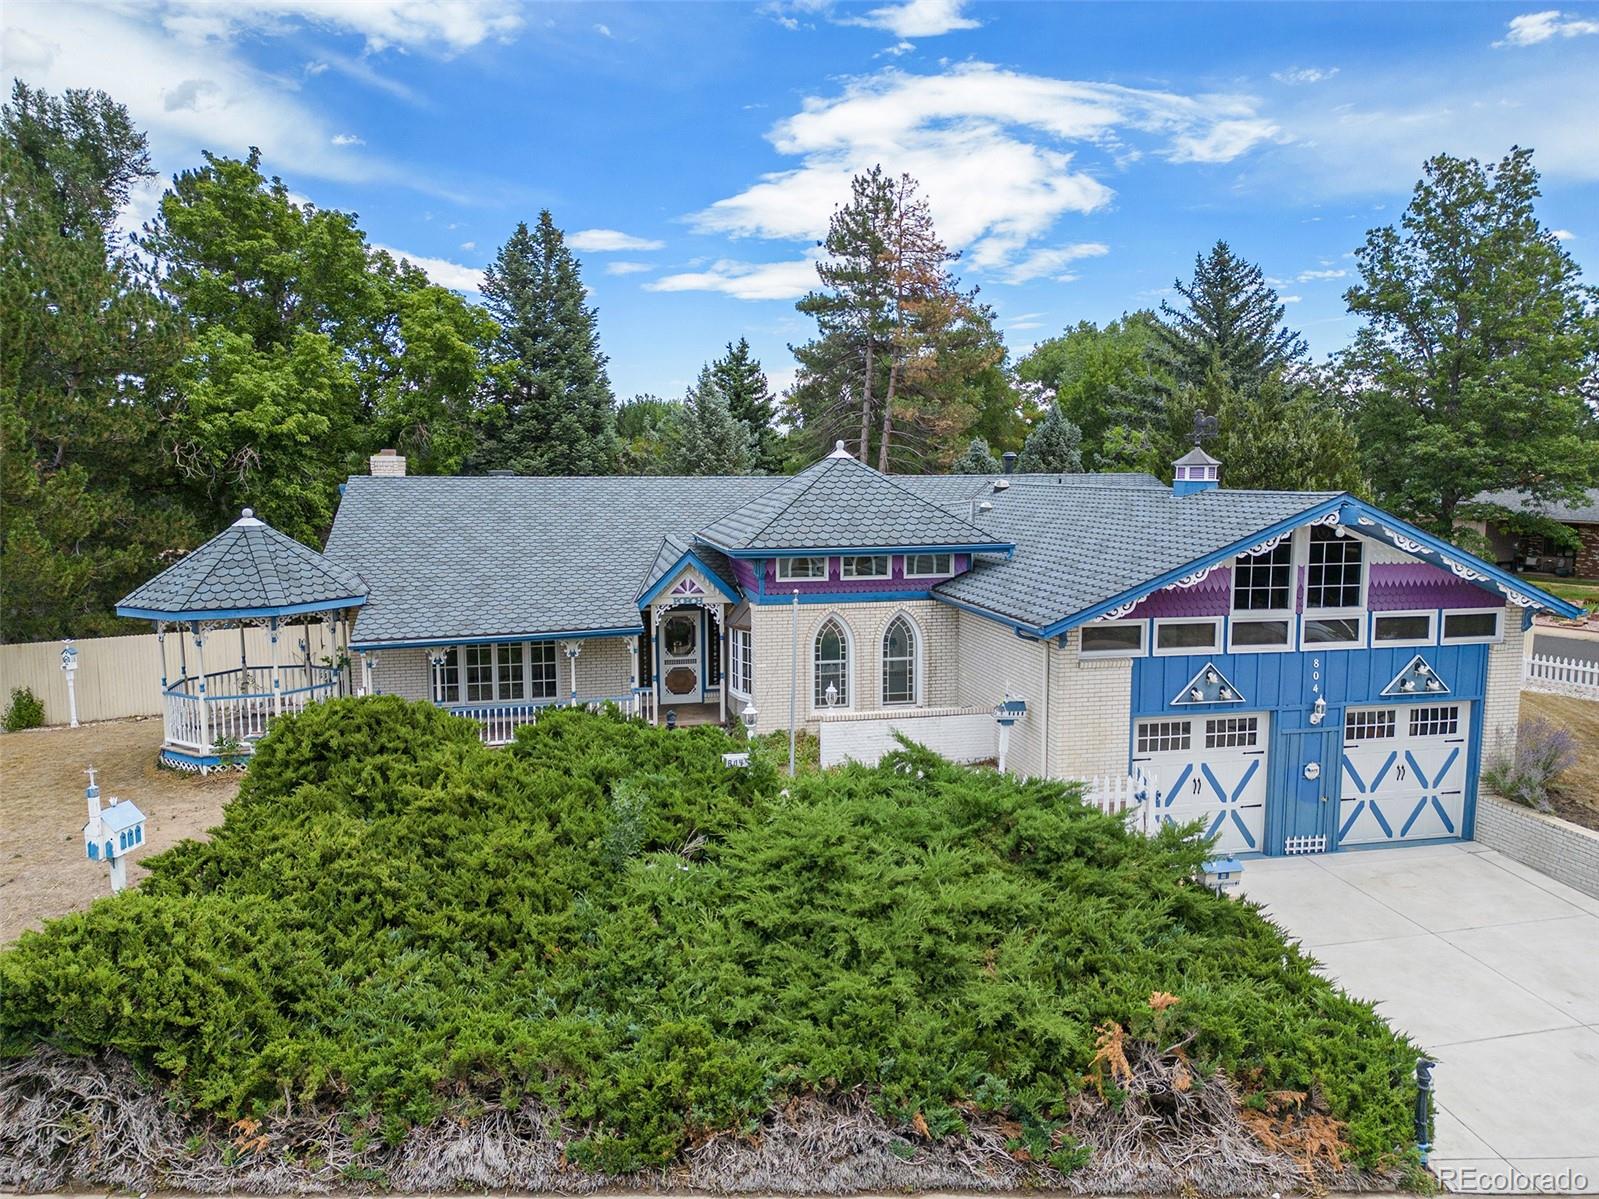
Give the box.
[1,625,338,727]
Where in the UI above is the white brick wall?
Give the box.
[747,600,960,736]
[1480,604,1526,764]
[1475,792,1599,898]
[1050,630,1133,780]
[953,611,1046,776]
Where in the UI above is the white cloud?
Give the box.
[374,245,484,292]
[605,261,655,276]
[647,256,820,301]
[156,0,523,53]
[594,22,613,38]
[1271,66,1339,85]
[842,0,979,38]
[1552,228,1576,239]
[1296,267,1347,281]
[331,132,365,146]
[460,240,477,251]
[687,63,1275,293]
[1281,295,1303,304]
[999,242,1109,284]
[569,228,667,252]
[1496,9,1599,46]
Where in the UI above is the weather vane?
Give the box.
[1191,411,1219,448]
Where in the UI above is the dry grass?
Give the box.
[0,717,238,944]
[1520,691,1599,828]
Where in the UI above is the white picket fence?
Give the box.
[1523,652,1599,701]
[1077,770,1159,835]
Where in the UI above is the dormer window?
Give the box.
[840,555,890,579]
[776,557,827,581]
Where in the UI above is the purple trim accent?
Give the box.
[1367,562,1502,611]
[731,559,759,592]
[1124,567,1231,619]
[758,553,970,596]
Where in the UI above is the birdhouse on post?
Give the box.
[81,767,147,894]
[60,640,80,728]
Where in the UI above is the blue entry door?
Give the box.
[1271,727,1339,855]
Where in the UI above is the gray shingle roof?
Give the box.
[117,510,367,619]
[325,475,774,645]
[1473,488,1599,525]
[695,449,1011,552]
[933,482,1337,630]
[637,534,739,602]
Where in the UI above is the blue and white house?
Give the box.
[120,442,1579,858]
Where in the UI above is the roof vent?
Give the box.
[1002,451,1017,475]
[370,448,406,477]
[991,479,1010,493]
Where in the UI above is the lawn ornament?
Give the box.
[82,767,147,894]
[1201,856,1244,895]
[993,696,1027,772]
[60,640,80,728]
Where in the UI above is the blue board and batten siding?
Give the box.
[1129,642,1488,857]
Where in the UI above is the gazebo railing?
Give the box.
[162,664,342,751]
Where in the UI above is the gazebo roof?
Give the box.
[117,510,367,622]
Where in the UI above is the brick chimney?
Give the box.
[369,448,406,477]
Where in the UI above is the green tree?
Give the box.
[709,338,778,472]
[143,150,491,538]
[1154,241,1307,396]
[1014,312,1166,464]
[1,82,197,640]
[1342,148,1599,534]
[616,394,681,475]
[950,437,1002,474]
[668,366,754,475]
[476,213,618,476]
[1016,405,1084,473]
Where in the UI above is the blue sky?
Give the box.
[6,0,1598,401]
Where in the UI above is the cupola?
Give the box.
[1172,446,1221,496]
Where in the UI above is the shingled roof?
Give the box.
[117,510,368,620]
[933,481,1339,631]
[636,534,740,603]
[695,443,1012,553]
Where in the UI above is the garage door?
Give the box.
[1132,712,1269,853]
[1339,703,1470,846]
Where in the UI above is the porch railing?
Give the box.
[445,692,650,746]
[161,664,342,751]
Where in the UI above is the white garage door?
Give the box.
[1132,712,1270,854]
[1339,703,1470,846]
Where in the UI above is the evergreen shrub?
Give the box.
[0,697,1421,1172]
[3,686,45,731]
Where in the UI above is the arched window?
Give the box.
[814,618,850,709]
[882,615,918,705]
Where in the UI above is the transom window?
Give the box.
[1442,610,1500,642]
[1303,616,1363,648]
[1205,716,1259,749]
[1374,613,1435,644]
[1080,621,1144,657]
[840,555,891,579]
[1409,705,1460,737]
[904,553,953,577]
[1136,719,1191,754]
[453,642,557,704]
[1345,709,1396,743]
[729,627,753,697]
[1154,619,1221,654]
[1306,525,1363,609]
[776,557,828,581]
[882,615,918,704]
[1230,619,1291,651]
[814,617,850,708]
[1233,540,1293,611]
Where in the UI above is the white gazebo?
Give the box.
[116,509,368,771]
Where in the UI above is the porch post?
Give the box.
[563,640,584,707]
[156,623,171,745]
[192,624,211,753]
[269,617,283,717]
[628,639,639,717]
[719,605,728,724]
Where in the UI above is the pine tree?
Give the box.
[709,338,778,471]
[951,437,1002,474]
[476,212,618,475]
[1153,242,1307,396]
[1016,405,1084,473]
[668,366,754,475]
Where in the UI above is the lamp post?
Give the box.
[741,700,758,733]
[787,589,799,777]
[60,641,80,728]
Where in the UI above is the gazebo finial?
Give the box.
[235,508,263,527]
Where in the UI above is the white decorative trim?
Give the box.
[1283,834,1328,856]
[1239,531,1289,557]
[1387,533,1429,556]
[1309,511,1342,528]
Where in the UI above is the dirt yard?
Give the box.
[0,717,238,944]
[1521,690,1599,830]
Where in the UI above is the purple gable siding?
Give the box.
[731,558,760,592]
[746,553,970,597]
[1367,563,1502,610]
[1124,568,1231,619]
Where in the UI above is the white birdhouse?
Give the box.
[81,768,147,894]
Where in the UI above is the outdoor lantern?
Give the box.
[740,700,758,731]
[824,681,839,707]
[1309,695,1328,725]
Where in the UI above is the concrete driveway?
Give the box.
[1238,842,1599,1194]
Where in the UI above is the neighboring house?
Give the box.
[1468,488,1599,577]
[121,443,1580,859]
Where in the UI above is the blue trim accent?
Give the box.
[1173,479,1218,497]
[636,549,742,608]
[701,540,1014,559]
[118,595,365,621]
[930,592,1038,636]
[748,588,940,606]
[1333,497,1583,619]
[351,627,644,651]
